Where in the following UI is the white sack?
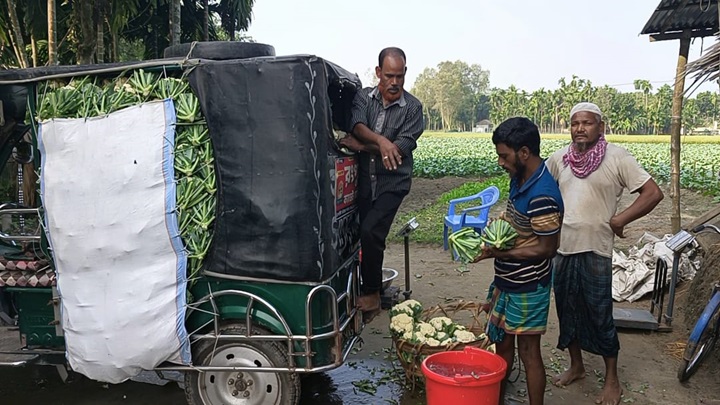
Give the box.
[38,100,190,383]
[612,232,698,303]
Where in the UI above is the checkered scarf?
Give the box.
[562,135,608,178]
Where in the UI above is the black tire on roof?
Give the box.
[163,42,275,60]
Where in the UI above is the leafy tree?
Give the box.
[411,61,489,131]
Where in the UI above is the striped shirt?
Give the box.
[494,162,564,293]
[349,87,424,200]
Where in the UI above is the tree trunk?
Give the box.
[111,31,118,62]
[203,0,209,41]
[48,0,57,65]
[669,34,691,233]
[75,0,96,64]
[96,16,104,63]
[170,0,181,46]
[30,35,38,67]
[6,0,30,68]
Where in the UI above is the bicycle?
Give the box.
[675,222,720,382]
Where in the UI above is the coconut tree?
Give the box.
[634,79,653,134]
[4,0,30,67]
[213,0,255,40]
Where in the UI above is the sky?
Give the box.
[245,0,719,95]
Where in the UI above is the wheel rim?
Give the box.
[197,344,282,405]
[686,323,719,373]
[687,335,716,371]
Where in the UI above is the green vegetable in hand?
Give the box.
[480,218,518,250]
[448,227,482,263]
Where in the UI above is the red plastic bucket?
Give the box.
[421,346,507,405]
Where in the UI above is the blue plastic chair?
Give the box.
[443,185,501,251]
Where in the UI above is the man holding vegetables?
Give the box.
[546,102,663,405]
[475,116,564,405]
[339,47,424,322]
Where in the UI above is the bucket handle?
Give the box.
[463,346,486,355]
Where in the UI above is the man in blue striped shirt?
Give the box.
[475,116,563,405]
[339,47,424,321]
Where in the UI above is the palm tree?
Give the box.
[170,0,181,46]
[203,0,209,41]
[5,0,30,67]
[47,0,57,65]
[213,0,255,40]
[633,79,653,134]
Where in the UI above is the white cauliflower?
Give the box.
[453,330,477,343]
[440,338,453,346]
[389,313,414,335]
[390,299,423,319]
[425,338,441,347]
[429,316,452,332]
[435,331,449,342]
[389,303,414,319]
[415,322,436,338]
[402,330,414,341]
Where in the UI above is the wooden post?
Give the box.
[670,32,691,233]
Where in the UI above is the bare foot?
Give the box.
[552,367,586,387]
[594,379,623,405]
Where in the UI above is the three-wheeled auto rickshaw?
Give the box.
[0,41,366,405]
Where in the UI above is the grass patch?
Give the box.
[389,175,510,244]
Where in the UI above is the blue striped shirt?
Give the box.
[494,162,564,293]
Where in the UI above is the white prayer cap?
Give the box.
[570,102,603,120]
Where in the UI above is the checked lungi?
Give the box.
[553,252,620,357]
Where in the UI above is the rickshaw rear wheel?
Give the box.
[184,324,300,405]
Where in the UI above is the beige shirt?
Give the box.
[546,144,651,257]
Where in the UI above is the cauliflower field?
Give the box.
[413,136,720,196]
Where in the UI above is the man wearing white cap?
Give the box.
[546,102,663,405]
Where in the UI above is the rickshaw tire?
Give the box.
[163,42,276,60]
[184,324,300,405]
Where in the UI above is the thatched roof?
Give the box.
[685,37,720,92]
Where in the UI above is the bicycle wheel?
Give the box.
[678,291,720,382]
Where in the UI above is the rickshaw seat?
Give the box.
[443,185,500,250]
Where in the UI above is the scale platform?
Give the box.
[613,307,661,331]
[381,286,400,310]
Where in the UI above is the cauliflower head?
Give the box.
[429,316,452,332]
[389,299,423,320]
[415,322,436,338]
[453,330,477,343]
[425,338,441,347]
[389,313,414,335]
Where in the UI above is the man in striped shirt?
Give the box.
[475,117,563,405]
[340,47,424,322]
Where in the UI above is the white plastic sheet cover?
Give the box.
[38,100,191,383]
[612,232,698,303]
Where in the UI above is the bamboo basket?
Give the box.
[391,300,493,385]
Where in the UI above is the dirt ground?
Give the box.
[377,176,720,405]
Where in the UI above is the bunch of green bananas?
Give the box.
[480,219,518,250]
